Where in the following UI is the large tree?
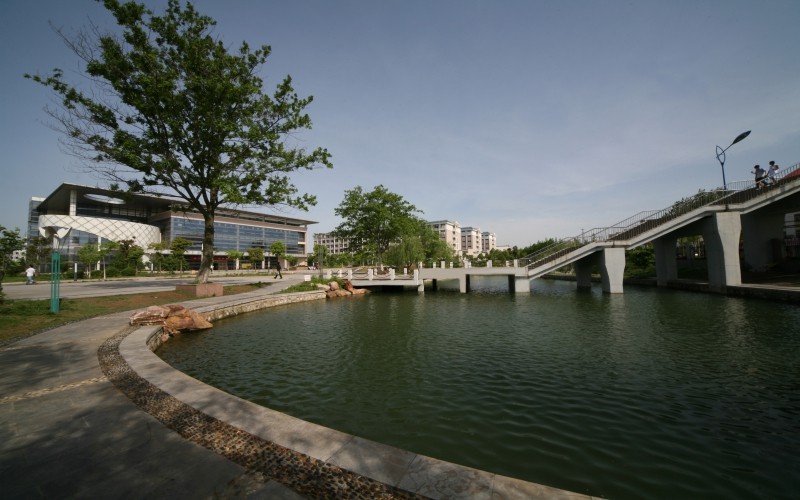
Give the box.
[333,185,421,268]
[385,219,454,269]
[27,0,332,283]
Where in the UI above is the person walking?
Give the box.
[766,161,780,184]
[274,259,283,279]
[753,164,767,189]
[25,265,36,285]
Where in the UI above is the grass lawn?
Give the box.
[0,283,263,346]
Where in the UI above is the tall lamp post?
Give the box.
[715,130,751,190]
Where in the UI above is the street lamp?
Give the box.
[715,130,751,190]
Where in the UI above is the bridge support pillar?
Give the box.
[600,247,625,294]
[513,277,531,293]
[575,256,594,289]
[704,212,742,292]
[654,236,678,287]
[460,275,470,293]
[741,211,785,271]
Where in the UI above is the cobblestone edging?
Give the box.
[98,326,424,499]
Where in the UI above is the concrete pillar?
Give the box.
[703,212,742,292]
[416,268,424,292]
[600,247,625,294]
[460,275,470,293]
[741,211,785,271]
[653,237,677,287]
[514,277,531,294]
[574,256,593,289]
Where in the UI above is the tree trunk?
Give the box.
[197,215,215,283]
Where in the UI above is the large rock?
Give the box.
[129,305,172,325]
[129,304,212,335]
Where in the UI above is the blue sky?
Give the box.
[2,0,799,248]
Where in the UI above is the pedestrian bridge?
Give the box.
[321,161,800,294]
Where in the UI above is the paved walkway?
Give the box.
[1,278,592,499]
[0,278,308,499]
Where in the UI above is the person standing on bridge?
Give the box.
[766,161,780,184]
[753,164,767,189]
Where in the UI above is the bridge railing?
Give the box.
[518,160,800,271]
[709,160,800,207]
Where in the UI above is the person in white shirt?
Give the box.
[766,161,780,185]
[25,265,36,285]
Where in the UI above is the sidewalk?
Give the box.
[0,279,309,499]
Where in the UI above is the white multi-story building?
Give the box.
[314,232,352,255]
[460,226,482,256]
[427,220,461,254]
[481,231,497,253]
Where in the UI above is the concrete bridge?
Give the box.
[323,161,800,294]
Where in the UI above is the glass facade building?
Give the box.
[34,183,314,268]
[156,217,305,254]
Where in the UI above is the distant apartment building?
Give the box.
[481,231,497,253]
[460,226,482,256]
[314,232,353,255]
[316,219,498,260]
[427,220,461,253]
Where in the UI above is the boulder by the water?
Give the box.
[129,305,172,325]
[130,304,212,335]
[325,280,369,299]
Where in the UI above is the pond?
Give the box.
[157,278,800,499]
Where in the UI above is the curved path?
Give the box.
[1,279,595,499]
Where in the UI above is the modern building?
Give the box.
[427,220,462,254]
[34,183,314,269]
[27,197,45,242]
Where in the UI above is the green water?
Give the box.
[157,278,800,499]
